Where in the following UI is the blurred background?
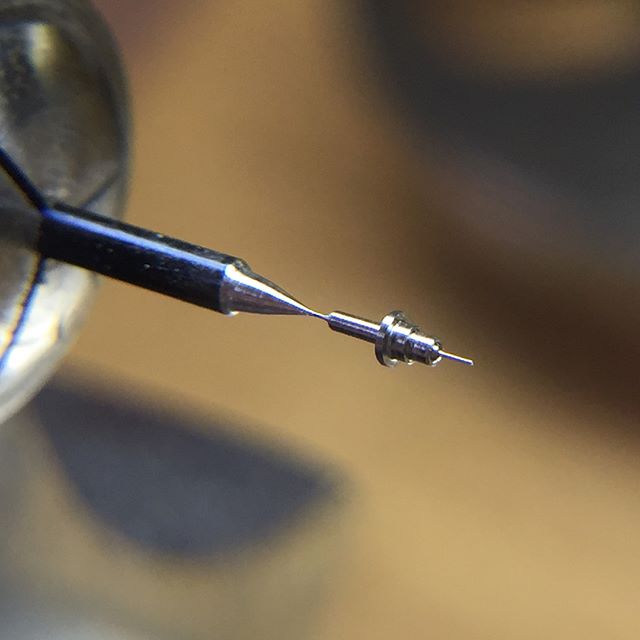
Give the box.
[3,0,640,638]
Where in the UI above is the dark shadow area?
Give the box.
[34,378,336,556]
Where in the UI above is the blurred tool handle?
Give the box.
[40,204,237,312]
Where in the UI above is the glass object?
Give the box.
[0,0,129,423]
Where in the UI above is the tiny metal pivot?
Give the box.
[326,310,473,368]
[376,311,440,367]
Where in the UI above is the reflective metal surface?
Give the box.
[0,0,129,422]
[219,259,473,368]
[327,309,473,367]
[219,259,323,317]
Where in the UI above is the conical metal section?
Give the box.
[218,260,324,317]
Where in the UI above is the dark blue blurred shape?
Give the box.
[33,379,334,556]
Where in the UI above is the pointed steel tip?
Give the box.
[439,351,475,366]
[303,307,328,320]
[220,262,330,318]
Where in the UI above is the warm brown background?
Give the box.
[64,2,640,638]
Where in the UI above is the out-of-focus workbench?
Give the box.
[64,1,640,638]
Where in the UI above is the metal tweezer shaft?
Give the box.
[0,146,473,369]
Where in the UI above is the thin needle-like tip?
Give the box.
[438,351,474,366]
[304,308,328,320]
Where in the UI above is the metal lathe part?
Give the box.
[328,310,474,368]
[218,263,473,368]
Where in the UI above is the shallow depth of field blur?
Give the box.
[6,2,640,638]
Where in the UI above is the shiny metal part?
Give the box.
[328,309,473,368]
[219,265,473,369]
[376,311,441,367]
[219,260,324,318]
